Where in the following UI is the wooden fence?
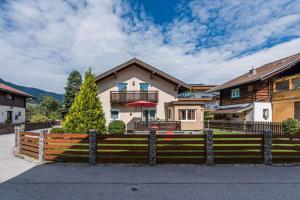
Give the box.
[44,133,89,162]
[17,131,300,165]
[205,120,283,134]
[19,132,39,158]
[156,134,205,164]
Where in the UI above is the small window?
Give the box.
[263,109,269,120]
[275,80,289,91]
[18,111,22,116]
[117,83,128,91]
[110,110,119,121]
[167,109,172,120]
[292,78,300,89]
[140,83,149,92]
[178,109,196,121]
[231,88,240,98]
[6,94,13,100]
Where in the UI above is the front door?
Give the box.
[295,103,300,120]
[7,111,13,123]
[142,109,156,122]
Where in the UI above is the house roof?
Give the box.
[0,83,33,98]
[209,53,300,92]
[95,58,191,89]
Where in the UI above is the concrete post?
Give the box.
[263,130,272,165]
[89,129,97,165]
[39,129,47,163]
[148,129,157,165]
[204,129,214,165]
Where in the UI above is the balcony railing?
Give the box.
[134,120,181,131]
[110,91,158,103]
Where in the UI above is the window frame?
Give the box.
[231,88,240,99]
[110,109,120,121]
[275,80,289,92]
[139,83,150,92]
[178,109,197,121]
[117,83,128,91]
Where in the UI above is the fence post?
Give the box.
[204,129,214,165]
[148,129,157,165]
[14,126,21,154]
[263,130,272,165]
[39,129,47,163]
[89,129,97,165]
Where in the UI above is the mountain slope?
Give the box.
[0,78,64,102]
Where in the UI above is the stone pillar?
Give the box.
[204,129,214,165]
[89,129,97,165]
[148,129,157,165]
[39,130,47,163]
[14,126,21,153]
[263,130,272,165]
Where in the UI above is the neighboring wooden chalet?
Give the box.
[95,58,205,132]
[0,83,32,124]
[209,53,300,122]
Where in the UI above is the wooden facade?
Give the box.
[220,81,270,106]
[0,91,26,108]
[272,72,300,122]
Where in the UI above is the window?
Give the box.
[292,78,300,89]
[178,109,196,121]
[117,83,128,91]
[167,109,172,120]
[6,94,13,100]
[263,109,269,120]
[275,80,289,91]
[140,83,149,92]
[110,110,119,121]
[231,88,240,98]
[142,109,156,121]
[18,111,21,116]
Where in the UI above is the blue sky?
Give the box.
[0,0,300,93]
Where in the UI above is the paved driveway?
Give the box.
[1,163,300,200]
[0,133,36,183]
[1,133,300,200]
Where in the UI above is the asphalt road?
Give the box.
[1,164,300,200]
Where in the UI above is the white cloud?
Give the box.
[0,0,299,93]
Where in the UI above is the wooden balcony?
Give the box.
[272,88,300,101]
[134,121,181,131]
[110,91,158,103]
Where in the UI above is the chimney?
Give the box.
[249,67,256,75]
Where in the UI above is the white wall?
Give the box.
[0,105,26,124]
[253,102,272,122]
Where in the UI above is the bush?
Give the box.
[282,118,300,134]
[108,120,126,134]
[30,114,49,122]
[50,127,65,133]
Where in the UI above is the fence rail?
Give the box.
[19,132,39,158]
[16,130,300,165]
[205,120,283,134]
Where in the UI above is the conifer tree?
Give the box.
[64,71,82,111]
[63,68,106,133]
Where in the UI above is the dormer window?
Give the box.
[231,88,240,99]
